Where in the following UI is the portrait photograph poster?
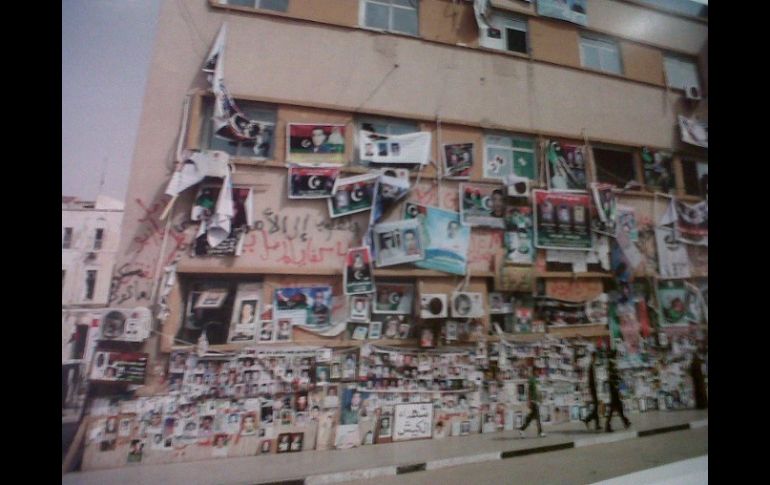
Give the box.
[286,123,345,164]
[372,218,425,267]
[344,246,375,295]
[654,226,692,279]
[404,202,469,275]
[359,130,431,165]
[504,206,534,264]
[328,173,378,218]
[656,280,691,327]
[459,183,506,228]
[533,190,593,250]
[273,286,332,328]
[287,165,339,199]
[443,143,474,179]
[349,295,372,322]
[547,141,588,191]
[227,283,262,344]
[591,182,618,237]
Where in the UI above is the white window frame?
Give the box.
[359,0,419,36]
[664,54,701,92]
[218,0,289,12]
[579,35,623,75]
[479,11,528,55]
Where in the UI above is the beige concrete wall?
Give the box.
[620,41,665,86]
[528,18,581,68]
[420,0,480,47]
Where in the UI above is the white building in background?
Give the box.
[62,194,124,421]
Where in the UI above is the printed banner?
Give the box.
[591,183,617,236]
[536,294,607,327]
[459,183,506,228]
[674,200,708,246]
[443,143,474,179]
[274,287,332,328]
[287,165,339,199]
[344,247,375,295]
[533,190,593,250]
[504,206,534,264]
[537,0,587,26]
[547,141,588,190]
[373,283,415,315]
[678,115,708,148]
[372,218,425,267]
[641,148,674,193]
[328,173,378,218]
[359,130,431,165]
[404,203,469,275]
[286,123,345,164]
[227,283,261,343]
[165,151,230,197]
[90,351,148,384]
[654,226,691,279]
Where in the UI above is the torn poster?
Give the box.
[459,183,506,228]
[547,142,588,191]
[641,148,674,194]
[591,183,617,236]
[328,173,378,218]
[227,283,262,344]
[344,247,375,295]
[504,206,534,265]
[274,286,332,328]
[370,174,410,226]
[678,115,708,148]
[192,184,253,257]
[165,151,230,197]
[206,171,234,248]
[443,143,474,179]
[654,226,691,279]
[537,0,587,26]
[287,165,338,199]
[286,123,345,165]
[205,23,272,145]
[404,203,469,275]
[674,200,708,246]
[534,190,593,250]
[359,130,431,165]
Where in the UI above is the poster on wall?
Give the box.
[504,206,534,265]
[484,135,536,181]
[287,165,339,199]
[617,205,639,242]
[359,130,432,165]
[369,174,410,226]
[674,200,708,246]
[90,351,148,384]
[404,202,470,275]
[654,226,691,279]
[393,402,433,441]
[273,287,332,327]
[286,123,345,164]
[678,115,708,148]
[591,183,617,236]
[656,280,691,327]
[547,141,588,191]
[459,183,506,228]
[641,148,674,194]
[349,295,372,322]
[344,247,375,295]
[372,218,425,267]
[533,190,593,250]
[328,173,378,218]
[443,143,474,179]
[373,283,415,315]
[227,283,262,343]
[537,0,587,26]
[191,185,253,257]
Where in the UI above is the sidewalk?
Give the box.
[62,410,707,485]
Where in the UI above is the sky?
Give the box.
[62,0,162,203]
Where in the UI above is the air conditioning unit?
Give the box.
[99,307,151,342]
[684,84,701,101]
[420,294,448,319]
[450,292,485,318]
[505,174,531,198]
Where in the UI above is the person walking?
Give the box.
[690,352,708,409]
[605,350,631,432]
[519,362,546,438]
[582,351,601,431]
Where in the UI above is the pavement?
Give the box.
[62,409,707,485]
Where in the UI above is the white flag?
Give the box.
[207,170,234,248]
[164,151,230,197]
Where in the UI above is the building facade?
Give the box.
[79,0,707,471]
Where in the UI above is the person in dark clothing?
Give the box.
[690,353,708,409]
[605,350,630,432]
[519,363,546,438]
[582,352,601,431]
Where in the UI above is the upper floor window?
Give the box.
[361,0,419,36]
[218,0,289,12]
[483,134,537,181]
[200,97,277,160]
[682,159,708,198]
[579,35,622,75]
[592,147,636,187]
[85,270,97,301]
[63,227,73,249]
[664,54,701,91]
[635,0,707,19]
[355,116,419,165]
[93,228,104,251]
[479,11,528,55]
